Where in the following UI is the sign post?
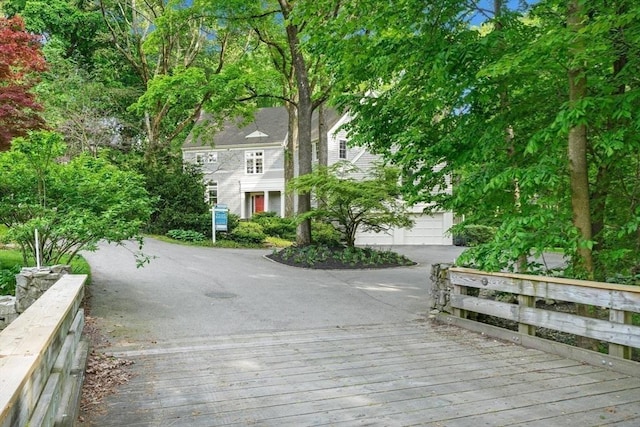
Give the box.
[212,204,228,244]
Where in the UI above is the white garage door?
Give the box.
[355,211,453,246]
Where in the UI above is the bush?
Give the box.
[151,210,212,237]
[453,224,496,246]
[167,229,205,242]
[252,213,296,240]
[251,211,278,221]
[217,213,240,239]
[229,221,266,244]
[312,221,342,247]
[0,264,20,296]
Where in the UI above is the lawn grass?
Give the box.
[0,247,91,296]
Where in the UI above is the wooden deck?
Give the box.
[88,321,640,426]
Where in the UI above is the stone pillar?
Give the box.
[15,265,71,313]
[429,263,452,315]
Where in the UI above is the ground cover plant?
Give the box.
[161,213,414,269]
[267,245,415,269]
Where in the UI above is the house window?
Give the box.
[195,153,205,165]
[339,139,347,159]
[245,150,264,174]
[205,181,218,205]
[207,152,218,163]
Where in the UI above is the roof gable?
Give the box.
[183,106,344,149]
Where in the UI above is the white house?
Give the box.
[182,107,453,245]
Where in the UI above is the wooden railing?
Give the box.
[431,266,640,374]
[0,274,88,427]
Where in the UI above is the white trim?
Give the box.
[245,150,264,174]
[350,148,367,164]
[246,130,269,138]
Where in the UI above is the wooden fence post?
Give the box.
[609,309,632,359]
[517,294,536,336]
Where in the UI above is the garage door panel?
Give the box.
[355,213,452,245]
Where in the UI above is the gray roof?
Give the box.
[184,106,342,149]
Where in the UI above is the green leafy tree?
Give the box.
[289,162,413,247]
[99,0,268,160]
[307,0,640,280]
[6,0,144,157]
[0,131,153,265]
[141,156,211,236]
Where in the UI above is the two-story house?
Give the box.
[183,107,453,245]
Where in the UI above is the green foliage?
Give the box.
[452,224,497,247]
[130,153,211,237]
[0,131,153,265]
[307,0,640,279]
[252,212,297,240]
[289,162,413,247]
[229,221,266,244]
[272,245,415,269]
[225,213,240,235]
[311,221,342,247]
[166,229,205,243]
[0,262,20,296]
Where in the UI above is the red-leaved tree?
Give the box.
[0,16,47,150]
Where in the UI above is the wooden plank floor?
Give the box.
[89,322,640,426]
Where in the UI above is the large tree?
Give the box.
[0,16,46,150]
[6,0,144,157]
[217,0,334,244]
[98,0,268,161]
[308,0,640,280]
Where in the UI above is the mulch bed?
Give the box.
[266,246,416,269]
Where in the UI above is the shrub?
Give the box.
[251,211,278,221]
[217,213,240,239]
[0,263,20,296]
[228,213,240,233]
[229,221,266,244]
[312,221,342,247]
[252,213,296,239]
[167,229,205,242]
[453,224,496,246]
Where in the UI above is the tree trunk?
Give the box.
[295,94,313,246]
[279,0,312,245]
[567,0,593,277]
[568,0,596,350]
[284,101,297,217]
[318,102,328,168]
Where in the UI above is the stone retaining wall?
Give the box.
[0,274,88,427]
[0,265,70,331]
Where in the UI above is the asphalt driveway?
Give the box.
[83,239,464,346]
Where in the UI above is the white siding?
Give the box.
[184,110,455,244]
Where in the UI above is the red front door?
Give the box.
[253,195,264,213]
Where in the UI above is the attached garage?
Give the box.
[355,211,453,246]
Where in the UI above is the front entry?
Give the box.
[252,194,264,214]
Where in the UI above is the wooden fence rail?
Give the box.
[431,266,640,374]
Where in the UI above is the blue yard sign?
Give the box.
[214,204,228,231]
[211,204,228,243]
